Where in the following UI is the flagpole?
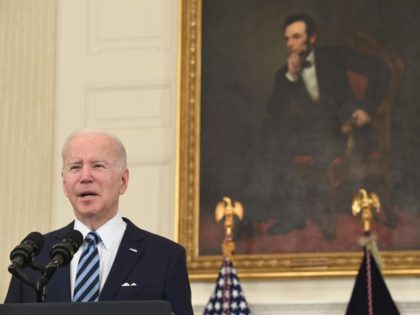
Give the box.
[346,188,400,315]
[203,196,251,315]
[352,188,380,315]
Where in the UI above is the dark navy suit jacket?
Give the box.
[4,218,193,315]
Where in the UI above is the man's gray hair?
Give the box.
[61,128,127,170]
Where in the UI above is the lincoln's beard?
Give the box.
[298,39,314,59]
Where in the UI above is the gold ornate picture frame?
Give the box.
[177,0,420,279]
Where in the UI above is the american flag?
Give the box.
[203,258,252,315]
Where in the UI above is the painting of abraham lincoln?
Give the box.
[197,0,420,257]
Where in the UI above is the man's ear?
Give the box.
[309,34,317,45]
[119,168,129,195]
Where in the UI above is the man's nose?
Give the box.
[80,165,93,182]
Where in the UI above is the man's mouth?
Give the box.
[78,192,98,199]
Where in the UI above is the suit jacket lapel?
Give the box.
[99,219,145,301]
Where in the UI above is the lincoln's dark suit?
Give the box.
[244,46,389,238]
[5,218,194,315]
[266,46,389,160]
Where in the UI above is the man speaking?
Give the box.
[5,129,193,315]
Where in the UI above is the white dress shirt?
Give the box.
[71,214,127,297]
[286,51,320,101]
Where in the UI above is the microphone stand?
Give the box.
[8,231,83,303]
[31,260,48,303]
[37,258,62,302]
[36,284,47,303]
[8,257,62,302]
[36,281,48,303]
[8,264,37,292]
[8,259,46,302]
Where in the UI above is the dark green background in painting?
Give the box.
[199,0,420,255]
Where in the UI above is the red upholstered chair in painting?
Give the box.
[291,33,404,238]
[329,33,405,227]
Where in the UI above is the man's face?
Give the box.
[284,20,316,56]
[62,134,129,228]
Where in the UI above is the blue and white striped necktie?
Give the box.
[73,231,101,302]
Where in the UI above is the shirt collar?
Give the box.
[306,50,315,64]
[73,214,126,250]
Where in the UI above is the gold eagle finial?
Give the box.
[215,196,244,261]
[352,188,381,233]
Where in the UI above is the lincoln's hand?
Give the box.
[352,109,371,127]
[287,52,302,80]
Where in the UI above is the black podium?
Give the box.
[0,300,172,315]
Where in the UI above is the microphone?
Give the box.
[9,232,45,270]
[39,230,83,285]
[8,232,44,290]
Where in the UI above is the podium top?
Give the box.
[0,300,172,315]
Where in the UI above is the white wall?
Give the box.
[0,0,56,299]
[52,0,178,241]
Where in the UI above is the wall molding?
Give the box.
[194,301,420,315]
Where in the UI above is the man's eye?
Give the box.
[94,164,104,168]
[70,165,80,171]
